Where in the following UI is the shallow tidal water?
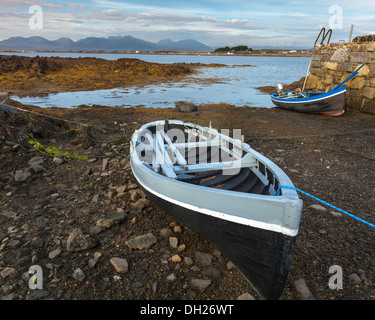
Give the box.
[6,52,309,109]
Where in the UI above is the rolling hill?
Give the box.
[0,35,212,52]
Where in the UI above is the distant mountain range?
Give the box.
[0,35,213,52]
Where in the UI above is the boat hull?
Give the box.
[142,187,297,300]
[130,120,303,300]
[271,87,346,116]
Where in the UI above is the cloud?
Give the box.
[68,3,88,11]
[0,0,374,48]
[76,8,126,21]
[118,13,260,32]
[0,0,62,10]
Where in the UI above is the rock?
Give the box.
[175,101,198,113]
[237,293,255,300]
[308,204,327,213]
[190,279,211,291]
[184,256,193,266]
[31,163,45,173]
[129,189,142,201]
[2,284,13,295]
[14,170,31,183]
[52,157,64,165]
[195,251,213,266]
[166,273,177,282]
[116,185,126,194]
[170,254,182,263]
[31,238,44,248]
[169,237,178,248]
[130,198,150,211]
[28,156,44,166]
[358,64,370,76]
[1,293,17,300]
[83,167,92,176]
[349,273,362,285]
[96,212,127,229]
[66,228,98,252]
[161,256,169,265]
[2,211,17,219]
[363,87,375,100]
[350,77,365,90]
[330,211,343,217]
[110,257,129,273]
[330,48,349,62]
[26,289,50,300]
[102,158,109,171]
[0,267,16,279]
[72,268,86,282]
[305,74,321,90]
[178,244,186,252]
[48,248,61,259]
[89,226,104,236]
[212,250,221,259]
[202,268,221,281]
[125,233,157,250]
[160,228,172,237]
[127,182,138,190]
[92,194,99,203]
[152,281,158,293]
[323,62,339,71]
[88,252,102,268]
[7,226,18,234]
[318,229,328,235]
[293,278,315,300]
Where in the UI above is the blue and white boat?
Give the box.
[271,86,347,116]
[271,64,364,117]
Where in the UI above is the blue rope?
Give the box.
[274,185,375,230]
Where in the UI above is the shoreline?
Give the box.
[0,49,312,58]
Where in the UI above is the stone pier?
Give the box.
[305,42,375,114]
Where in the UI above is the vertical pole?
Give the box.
[348,24,354,43]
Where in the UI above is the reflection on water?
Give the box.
[8,53,309,109]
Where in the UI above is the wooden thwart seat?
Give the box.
[145,129,257,179]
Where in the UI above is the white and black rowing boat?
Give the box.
[130,120,303,300]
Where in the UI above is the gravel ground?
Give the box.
[0,98,374,301]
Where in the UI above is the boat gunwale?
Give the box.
[130,119,300,202]
[270,86,346,104]
[130,158,302,237]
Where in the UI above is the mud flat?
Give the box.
[0,55,196,97]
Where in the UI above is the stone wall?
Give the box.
[305,42,375,114]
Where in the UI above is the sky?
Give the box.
[1,0,375,49]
